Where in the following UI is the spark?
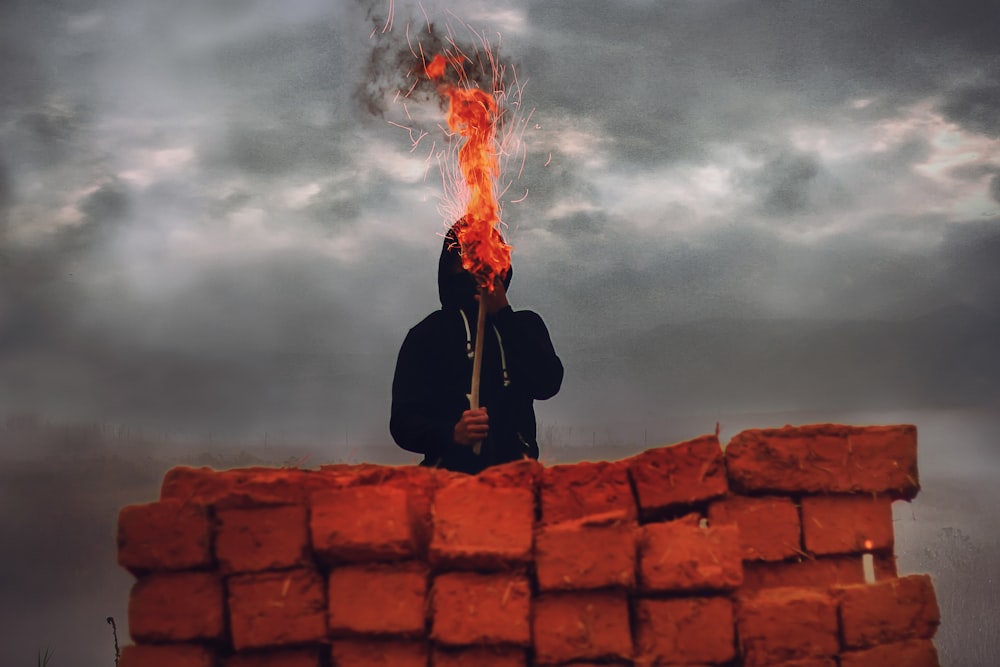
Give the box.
[382,0,394,34]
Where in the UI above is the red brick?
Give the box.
[846,425,920,499]
[839,639,940,667]
[801,494,893,555]
[328,563,427,636]
[161,466,322,508]
[742,555,871,594]
[215,504,310,573]
[432,645,527,667]
[725,424,919,499]
[117,500,212,574]
[762,659,838,667]
[638,520,742,592]
[627,434,728,515]
[430,572,531,646]
[835,574,940,649]
[875,552,898,579]
[222,647,323,667]
[119,644,216,667]
[708,495,802,561]
[726,425,851,494]
[227,568,327,650]
[477,457,543,489]
[634,596,735,665]
[535,511,636,591]
[540,460,635,525]
[429,476,534,569]
[532,590,632,664]
[736,587,839,667]
[310,485,418,563]
[160,466,228,503]
[128,572,224,642]
[330,639,429,667]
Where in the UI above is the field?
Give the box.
[0,407,997,666]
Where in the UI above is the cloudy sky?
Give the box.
[2,0,999,447]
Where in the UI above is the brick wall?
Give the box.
[116,423,941,666]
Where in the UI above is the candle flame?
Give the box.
[863,539,873,550]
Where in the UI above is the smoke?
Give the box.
[353,7,516,122]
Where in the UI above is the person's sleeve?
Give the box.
[389,327,458,460]
[492,307,564,400]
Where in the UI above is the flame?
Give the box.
[863,539,873,550]
[425,53,512,290]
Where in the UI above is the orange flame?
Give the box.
[425,54,511,291]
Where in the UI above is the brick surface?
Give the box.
[478,458,543,489]
[532,590,632,664]
[128,572,224,642]
[328,563,428,636]
[639,520,742,591]
[801,494,893,555]
[741,556,866,593]
[117,500,212,574]
[708,495,802,561]
[216,504,310,573]
[119,644,216,667]
[222,647,323,667]
[846,425,920,499]
[430,572,531,646]
[634,596,735,665]
[627,434,728,516]
[432,645,527,667]
[161,466,326,508]
[736,587,839,667]
[761,659,838,667]
[228,568,327,650]
[836,574,940,649]
[725,424,919,499]
[839,639,940,667]
[540,460,635,525]
[535,511,636,591]
[429,476,534,569]
[330,639,428,667]
[311,485,418,563]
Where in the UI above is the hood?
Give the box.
[437,220,513,310]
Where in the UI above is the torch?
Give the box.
[425,53,512,455]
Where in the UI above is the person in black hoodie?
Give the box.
[390,221,563,474]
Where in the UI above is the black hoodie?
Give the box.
[389,226,563,473]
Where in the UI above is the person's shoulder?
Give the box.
[501,307,547,325]
[406,309,454,339]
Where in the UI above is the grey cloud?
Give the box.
[521,0,1000,169]
[991,174,1000,205]
[941,80,1000,138]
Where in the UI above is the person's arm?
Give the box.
[389,327,457,458]
[492,306,564,400]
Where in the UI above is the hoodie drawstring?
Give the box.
[459,310,510,388]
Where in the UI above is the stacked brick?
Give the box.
[116,423,941,666]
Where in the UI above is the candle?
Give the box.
[862,539,875,584]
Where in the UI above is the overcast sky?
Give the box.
[1,0,998,445]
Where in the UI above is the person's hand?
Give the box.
[477,275,509,315]
[453,407,489,446]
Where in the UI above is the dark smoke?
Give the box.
[354,14,514,121]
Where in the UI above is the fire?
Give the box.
[424,52,512,291]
